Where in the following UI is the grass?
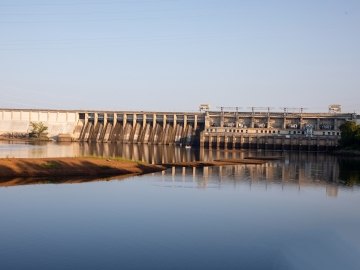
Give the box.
[41,161,59,169]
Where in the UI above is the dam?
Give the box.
[0,108,358,150]
[0,109,205,146]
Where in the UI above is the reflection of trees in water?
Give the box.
[338,158,360,187]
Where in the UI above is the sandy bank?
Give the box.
[0,157,165,180]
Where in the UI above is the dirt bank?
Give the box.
[0,157,165,180]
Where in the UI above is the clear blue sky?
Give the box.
[0,0,359,112]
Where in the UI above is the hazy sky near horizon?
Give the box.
[0,0,359,112]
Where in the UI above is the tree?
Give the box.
[29,122,48,139]
[339,121,360,149]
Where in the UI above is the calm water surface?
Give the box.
[0,141,360,270]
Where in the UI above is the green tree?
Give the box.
[29,122,48,139]
[339,121,360,148]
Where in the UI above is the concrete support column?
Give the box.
[143,114,147,128]
[283,116,286,129]
[133,113,137,128]
[85,113,89,125]
[94,113,98,126]
[204,112,210,128]
[104,113,107,126]
[194,115,198,130]
[316,118,320,130]
[113,113,117,125]
[123,113,127,127]
[267,117,271,128]
[184,115,187,128]
[153,114,157,128]
[173,114,177,127]
[216,136,221,148]
[334,119,337,130]
[163,114,167,129]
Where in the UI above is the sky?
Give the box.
[0,0,359,113]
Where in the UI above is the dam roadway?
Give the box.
[0,108,359,151]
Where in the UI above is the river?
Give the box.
[0,141,359,270]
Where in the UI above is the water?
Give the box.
[0,141,360,270]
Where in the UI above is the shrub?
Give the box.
[29,122,48,139]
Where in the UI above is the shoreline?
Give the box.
[0,157,165,182]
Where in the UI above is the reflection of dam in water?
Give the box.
[82,143,343,192]
[1,142,358,194]
[78,143,199,164]
[159,163,341,197]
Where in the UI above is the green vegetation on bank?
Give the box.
[339,121,360,150]
[29,122,49,139]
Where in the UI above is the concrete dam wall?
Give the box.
[0,109,204,145]
[0,110,78,138]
